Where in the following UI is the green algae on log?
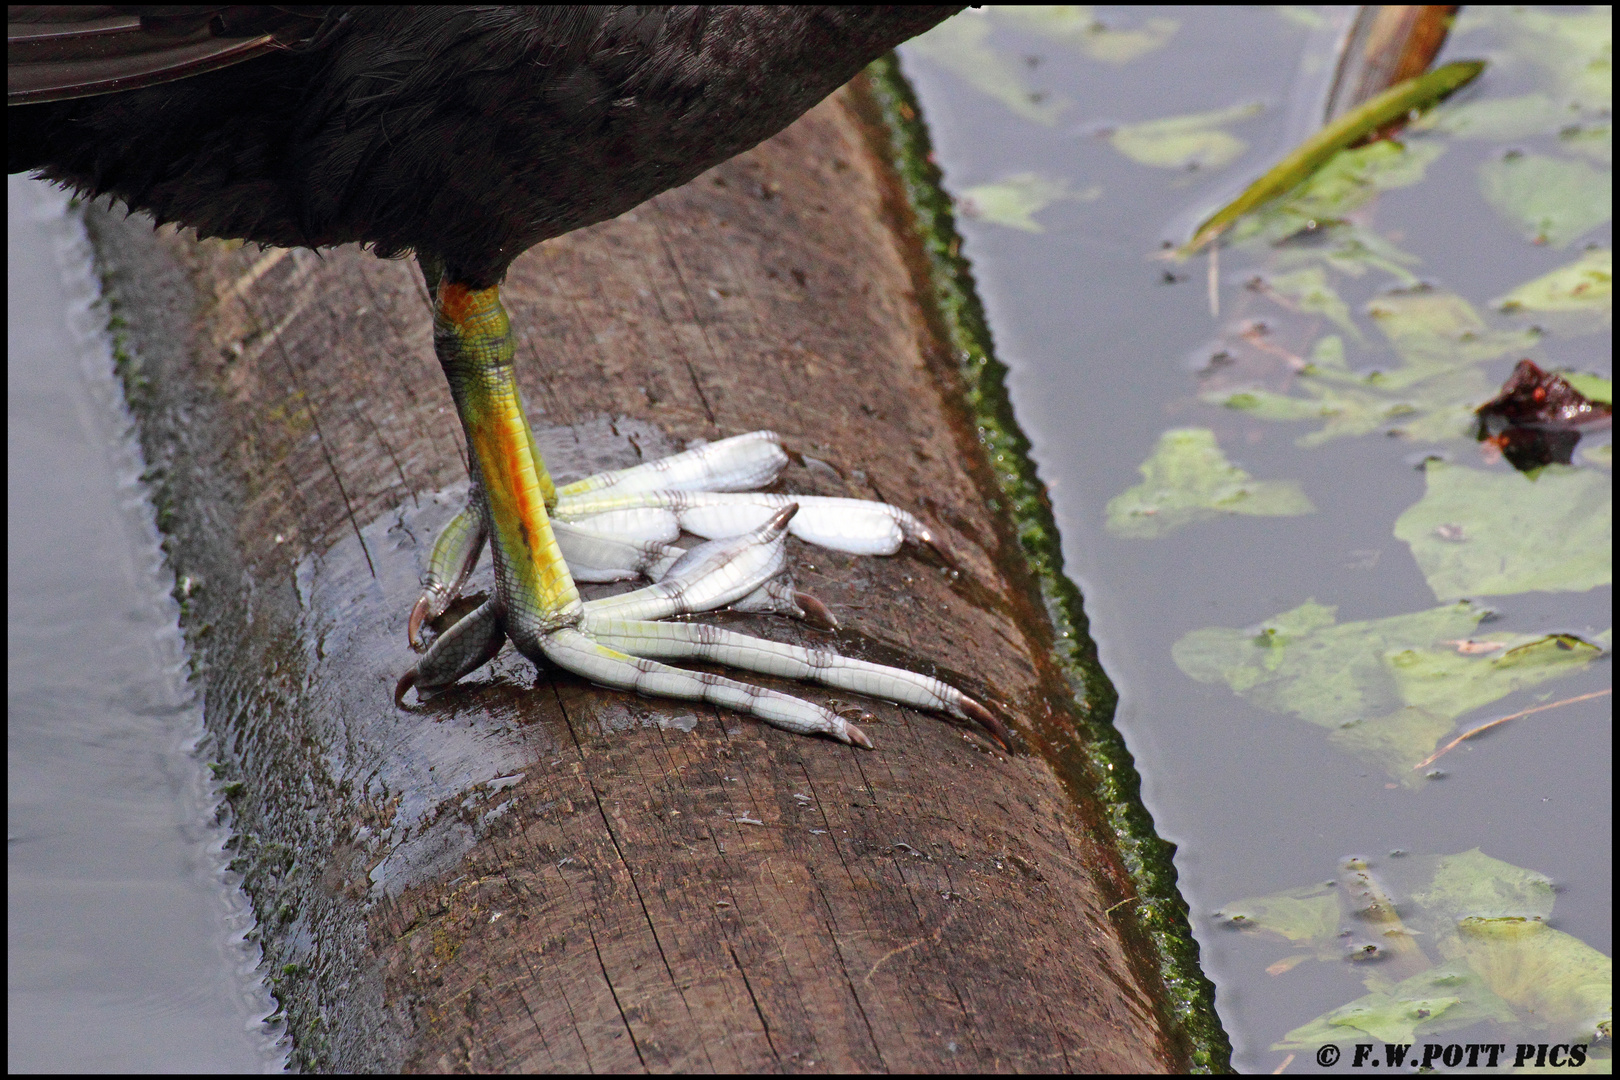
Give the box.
[862,55,1233,1071]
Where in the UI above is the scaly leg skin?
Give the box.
[396,261,1006,750]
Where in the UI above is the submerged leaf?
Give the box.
[907,14,1071,126]
[1365,288,1535,388]
[1228,140,1446,252]
[1393,461,1612,599]
[1457,918,1613,1041]
[1411,849,1557,922]
[1258,267,1362,338]
[1422,93,1572,141]
[1104,428,1314,539]
[1217,884,1340,945]
[1478,153,1612,249]
[991,6,1178,65]
[1174,600,1605,775]
[1272,960,1515,1049]
[1462,7,1613,110]
[1109,102,1263,170]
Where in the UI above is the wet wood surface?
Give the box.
[87,77,1182,1072]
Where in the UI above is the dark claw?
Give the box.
[407,594,433,650]
[959,694,1013,751]
[794,590,839,630]
[845,722,874,750]
[394,667,418,708]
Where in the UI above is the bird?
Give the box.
[9,5,1008,750]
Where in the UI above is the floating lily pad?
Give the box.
[1104,428,1314,539]
[1479,152,1612,249]
[1109,102,1263,171]
[992,5,1178,65]
[907,14,1071,126]
[1393,461,1612,599]
[955,173,1099,232]
[1495,248,1612,329]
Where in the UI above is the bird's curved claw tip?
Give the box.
[407,595,432,650]
[845,722,874,750]
[766,502,801,531]
[960,695,1013,751]
[394,668,418,709]
[794,590,839,631]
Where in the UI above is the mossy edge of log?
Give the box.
[861,54,1233,1073]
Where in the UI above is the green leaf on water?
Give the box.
[1228,140,1447,250]
[907,14,1071,126]
[1564,371,1613,405]
[1173,600,1478,730]
[1209,287,1531,447]
[1421,93,1572,142]
[1455,918,1613,1042]
[1272,960,1516,1049]
[1217,884,1340,945]
[1232,846,1610,1051]
[1479,152,1612,249]
[1495,248,1612,329]
[1259,267,1362,339]
[1411,849,1557,922]
[1104,428,1314,539]
[1561,119,1613,165]
[955,173,1100,232]
[1461,7,1613,111]
[1173,601,1606,777]
[1109,102,1263,171]
[1365,287,1536,388]
[1328,707,1457,785]
[1387,631,1606,728]
[1393,462,1613,600]
[991,6,1178,65]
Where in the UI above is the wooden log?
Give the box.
[85,76,1196,1071]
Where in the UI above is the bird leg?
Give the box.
[397,262,1006,749]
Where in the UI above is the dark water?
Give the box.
[901,7,1610,1071]
[8,176,286,1071]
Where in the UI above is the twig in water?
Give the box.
[1414,689,1611,771]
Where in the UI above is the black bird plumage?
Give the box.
[10,6,958,284]
[9,5,1009,750]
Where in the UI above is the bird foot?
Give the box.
[410,430,930,646]
[399,502,1006,749]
